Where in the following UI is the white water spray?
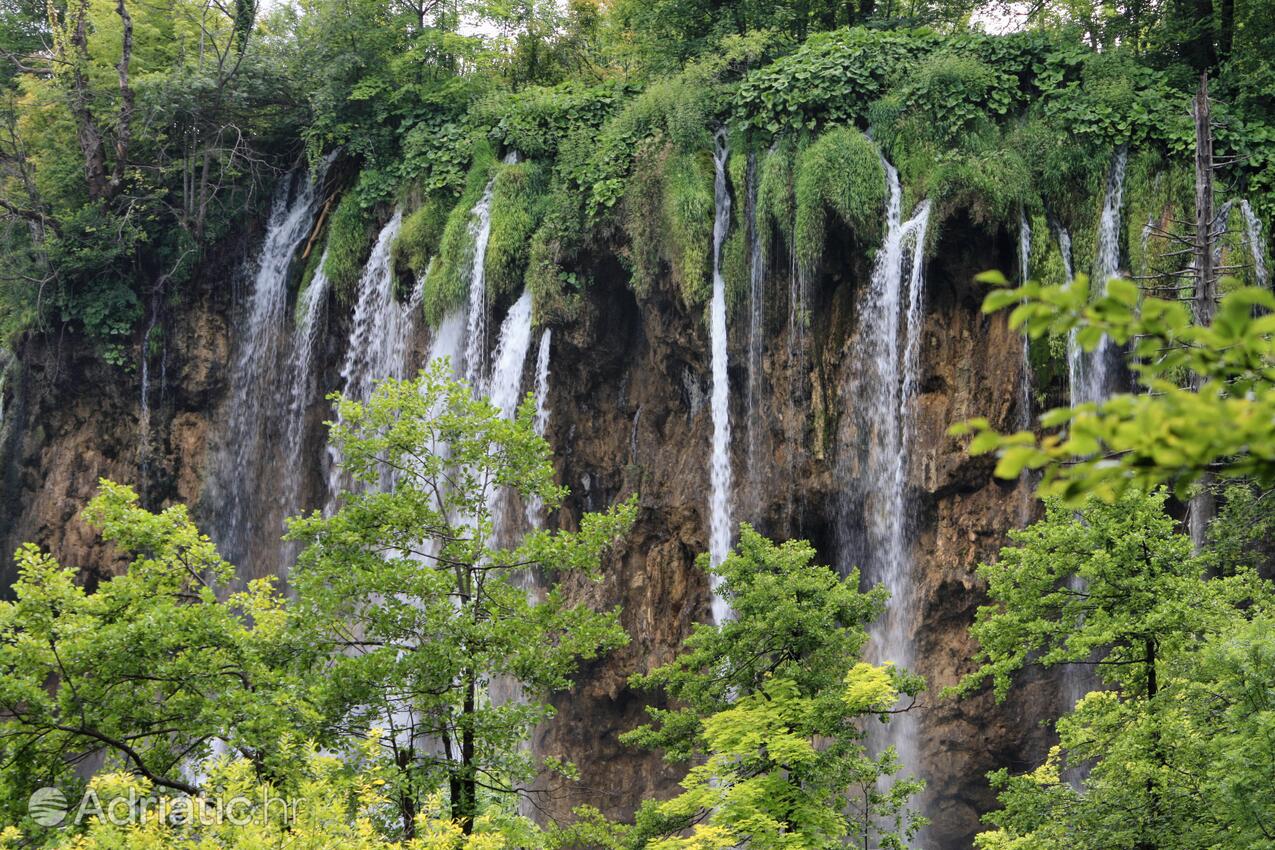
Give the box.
[209,161,329,571]
[707,132,734,625]
[1079,147,1127,404]
[1240,200,1269,288]
[844,160,931,784]
[526,329,553,528]
[324,211,425,504]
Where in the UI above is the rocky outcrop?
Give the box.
[0,210,1058,849]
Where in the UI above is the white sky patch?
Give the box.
[968,1,1033,34]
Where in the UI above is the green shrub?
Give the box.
[485,162,549,300]
[527,183,590,323]
[793,127,885,274]
[476,80,636,160]
[757,140,797,265]
[621,139,668,299]
[323,192,376,303]
[927,144,1034,230]
[392,196,450,281]
[421,142,498,326]
[576,60,722,218]
[662,149,715,305]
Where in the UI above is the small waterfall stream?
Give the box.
[207,162,329,572]
[1017,210,1034,431]
[282,253,333,518]
[526,329,553,528]
[1076,147,1127,405]
[840,159,932,796]
[463,181,497,389]
[1240,200,1269,288]
[707,132,734,624]
[323,211,424,505]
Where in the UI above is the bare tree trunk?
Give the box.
[65,0,110,200]
[1189,73,1216,551]
[110,0,135,192]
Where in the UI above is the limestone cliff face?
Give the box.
[0,212,1057,850]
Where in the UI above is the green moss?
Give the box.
[323,192,375,303]
[621,138,668,299]
[927,144,1034,230]
[575,58,723,218]
[721,148,753,310]
[421,142,498,326]
[527,183,590,323]
[662,149,715,305]
[794,127,885,274]
[485,161,548,301]
[392,196,450,282]
[757,140,797,265]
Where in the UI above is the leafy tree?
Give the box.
[954,490,1275,850]
[286,362,635,837]
[622,525,925,850]
[1,736,546,849]
[952,276,1275,504]
[0,481,312,832]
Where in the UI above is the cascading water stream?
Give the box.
[285,251,332,488]
[525,329,553,528]
[461,153,518,391]
[707,132,734,625]
[207,160,329,572]
[1240,200,1269,289]
[463,182,497,390]
[323,211,425,506]
[1078,147,1127,405]
[842,160,931,790]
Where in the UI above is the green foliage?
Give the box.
[485,161,549,300]
[393,195,451,281]
[793,127,884,273]
[624,526,925,850]
[952,275,1275,503]
[323,191,377,303]
[735,28,938,134]
[660,150,715,305]
[2,742,545,849]
[422,144,498,326]
[477,80,636,160]
[0,482,310,830]
[620,142,714,304]
[287,361,635,829]
[576,60,722,218]
[962,491,1275,850]
[756,140,797,265]
[526,180,591,322]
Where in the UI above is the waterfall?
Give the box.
[525,329,553,528]
[707,132,734,625]
[1240,200,1269,288]
[1052,225,1086,406]
[137,292,161,492]
[744,151,766,517]
[461,153,516,391]
[324,211,424,505]
[463,180,497,390]
[283,252,332,508]
[487,290,534,419]
[842,160,931,787]
[207,161,329,572]
[1079,147,1128,404]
